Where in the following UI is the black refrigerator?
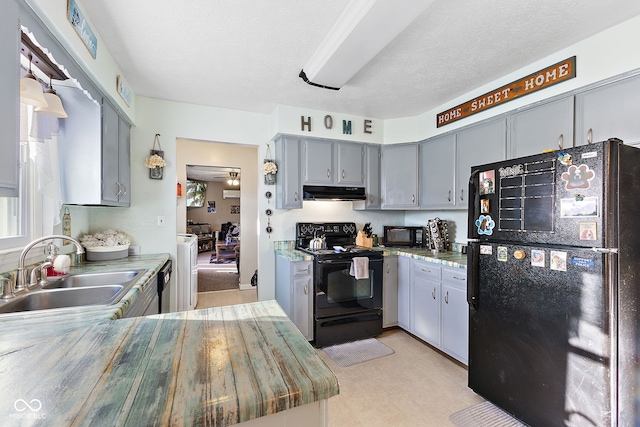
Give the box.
[466,138,640,427]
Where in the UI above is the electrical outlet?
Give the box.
[157,216,165,227]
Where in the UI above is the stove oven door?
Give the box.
[314,256,383,318]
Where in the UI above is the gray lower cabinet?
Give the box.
[456,118,507,207]
[397,256,411,330]
[275,135,303,209]
[0,0,19,198]
[576,74,640,146]
[419,134,456,209]
[510,96,575,158]
[441,268,468,364]
[412,260,441,347]
[382,255,398,328]
[275,255,313,340]
[381,143,419,209]
[399,257,468,364]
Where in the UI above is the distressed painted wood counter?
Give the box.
[0,301,339,426]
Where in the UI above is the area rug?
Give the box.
[450,401,526,427]
[210,254,235,264]
[322,338,394,367]
[198,269,239,292]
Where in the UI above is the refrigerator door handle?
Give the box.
[467,242,480,309]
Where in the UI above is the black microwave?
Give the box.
[383,226,426,247]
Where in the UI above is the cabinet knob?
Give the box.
[342,170,345,179]
[460,189,464,201]
[448,190,451,202]
[587,128,593,145]
[304,284,308,295]
[432,287,436,299]
[294,191,298,201]
[444,291,449,304]
[327,169,331,178]
[558,133,564,149]
[412,194,416,204]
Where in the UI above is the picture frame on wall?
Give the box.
[207,201,216,213]
[231,205,240,214]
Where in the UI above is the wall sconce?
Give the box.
[20,54,48,107]
[35,75,68,118]
[227,172,240,186]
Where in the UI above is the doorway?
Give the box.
[176,139,258,308]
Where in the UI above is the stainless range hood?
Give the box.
[302,185,366,201]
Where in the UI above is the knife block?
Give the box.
[356,230,372,248]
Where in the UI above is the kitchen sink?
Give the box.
[42,270,145,289]
[0,285,125,313]
[0,269,146,314]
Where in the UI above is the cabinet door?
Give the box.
[292,276,313,340]
[337,142,364,186]
[0,0,19,197]
[413,275,441,347]
[456,119,506,207]
[442,282,468,364]
[303,139,334,184]
[576,75,640,146]
[275,136,302,209]
[397,256,411,330]
[117,116,131,206]
[510,97,574,158]
[381,144,419,209]
[420,134,455,208]
[382,256,398,328]
[354,145,381,210]
[101,100,120,204]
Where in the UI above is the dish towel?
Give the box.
[349,257,369,280]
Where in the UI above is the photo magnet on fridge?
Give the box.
[479,170,495,195]
[579,222,597,240]
[561,164,595,190]
[550,251,568,271]
[531,249,545,267]
[475,215,495,235]
[497,246,508,262]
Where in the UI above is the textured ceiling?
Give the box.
[81,0,640,119]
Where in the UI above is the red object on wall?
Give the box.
[177,182,182,197]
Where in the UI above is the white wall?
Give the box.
[385,14,640,143]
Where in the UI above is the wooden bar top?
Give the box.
[0,301,339,425]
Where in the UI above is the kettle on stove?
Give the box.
[309,232,327,250]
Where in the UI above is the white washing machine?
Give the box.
[176,234,198,311]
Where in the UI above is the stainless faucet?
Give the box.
[6,235,85,299]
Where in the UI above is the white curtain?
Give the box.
[20,103,63,236]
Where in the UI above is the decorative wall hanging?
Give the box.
[263,144,277,185]
[207,201,216,213]
[145,133,166,179]
[231,205,240,214]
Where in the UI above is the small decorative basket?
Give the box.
[85,244,130,261]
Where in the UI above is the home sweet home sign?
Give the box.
[437,56,576,127]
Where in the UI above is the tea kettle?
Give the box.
[309,232,327,250]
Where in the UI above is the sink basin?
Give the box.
[42,270,145,289]
[0,285,125,313]
[0,269,147,314]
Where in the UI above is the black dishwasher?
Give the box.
[157,260,172,313]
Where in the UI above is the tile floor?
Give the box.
[195,286,483,426]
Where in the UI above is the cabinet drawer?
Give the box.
[442,267,467,289]
[291,261,312,277]
[413,260,441,280]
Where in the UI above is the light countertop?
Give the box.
[0,300,338,425]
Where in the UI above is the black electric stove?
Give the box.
[296,222,383,347]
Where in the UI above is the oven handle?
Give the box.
[316,257,383,265]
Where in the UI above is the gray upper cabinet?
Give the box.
[510,96,574,158]
[303,139,364,186]
[0,0,19,198]
[303,139,334,184]
[337,142,364,186]
[576,74,640,146]
[456,118,507,207]
[100,100,130,206]
[381,143,419,209]
[275,135,303,209]
[419,134,455,209]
